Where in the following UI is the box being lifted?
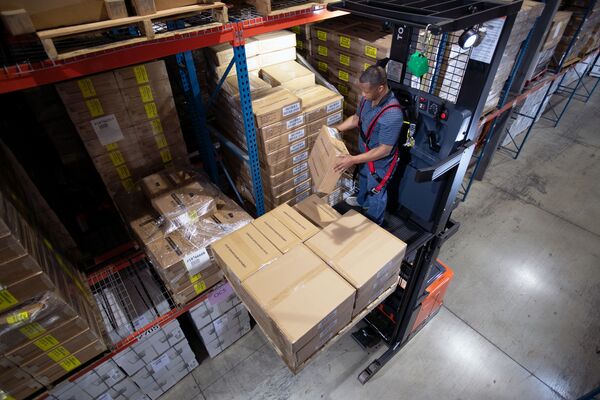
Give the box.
[309,126,349,194]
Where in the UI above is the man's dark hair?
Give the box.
[359,66,387,87]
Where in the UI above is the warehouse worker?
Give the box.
[333,66,403,225]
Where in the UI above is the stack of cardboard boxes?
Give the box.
[118,168,253,305]
[483,1,545,114]
[0,191,105,399]
[290,24,312,59]
[208,30,346,210]
[530,10,573,78]
[209,199,407,371]
[189,281,251,358]
[56,61,188,198]
[552,0,600,68]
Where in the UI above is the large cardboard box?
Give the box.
[242,244,355,368]
[260,125,309,155]
[543,11,573,50]
[308,126,349,194]
[258,47,297,69]
[252,87,302,128]
[260,61,315,91]
[329,23,392,60]
[150,182,217,227]
[305,210,406,316]
[293,85,344,123]
[114,61,170,89]
[262,148,310,176]
[207,38,260,66]
[258,113,307,143]
[294,194,342,228]
[210,224,282,285]
[221,74,272,100]
[253,30,297,54]
[307,111,344,137]
[252,204,318,253]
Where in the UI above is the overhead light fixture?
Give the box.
[458,27,479,49]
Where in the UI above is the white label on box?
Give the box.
[286,115,305,129]
[326,100,342,113]
[288,128,306,142]
[135,324,160,341]
[150,353,171,374]
[294,171,309,185]
[133,315,149,331]
[327,127,341,139]
[470,18,504,64]
[295,190,310,203]
[282,102,301,117]
[108,368,123,384]
[293,151,309,164]
[293,162,308,175]
[296,180,310,194]
[214,316,229,335]
[91,114,124,145]
[183,248,211,276]
[327,112,343,126]
[552,22,562,40]
[290,140,306,154]
[97,393,113,400]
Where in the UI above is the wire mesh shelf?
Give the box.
[87,253,175,350]
[403,29,472,103]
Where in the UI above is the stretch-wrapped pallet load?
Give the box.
[209,204,407,371]
[483,1,545,114]
[0,191,105,396]
[552,0,600,68]
[530,10,573,79]
[56,60,188,198]
[117,168,253,306]
[207,30,346,210]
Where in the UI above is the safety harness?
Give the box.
[358,97,402,194]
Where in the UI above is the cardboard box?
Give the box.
[119,79,173,105]
[258,47,298,69]
[252,204,318,253]
[55,73,120,105]
[221,74,272,100]
[208,38,260,66]
[140,169,195,198]
[293,85,344,123]
[253,30,297,54]
[260,61,315,91]
[62,93,126,124]
[543,11,573,50]
[214,56,261,78]
[252,87,302,128]
[327,23,392,60]
[242,244,355,367]
[305,210,406,315]
[258,113,307,142]
[261,136,309,166]
[260,125,309,155]
[150,182,217,227]
[0,253,42,289]
[294,194,342,228]
[210,224,281,285]
[114,61,169,89]
[308,126,349,194]
[172,269,223,305]
[307,111,344,137]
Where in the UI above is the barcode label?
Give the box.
[290,140,306,154]
[293,162,308,175]
[293,151,309,164]
[294,171,309,185]
[326,100,342,113]
[288,128,306,142]
[282,102,301,117]
[327,113,343,125]
[286,115,305,129]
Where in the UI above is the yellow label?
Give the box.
[85,99,104,117]
[296,40,303,50]
[106,143,119,151]
[291,26,300,34]
[365,45,378,59]
[6,311,29,325]
[0,290,18,312]
[317,61,328,72]
[189,272,202,284]
[139,85,154,103]
[188,209,198,221]
[47,346,71,362]
[0,393,16,400]
[316,30,327,41]
[339,54,350,66]
[59,355,81,372]
[115,165,131,179]
[34,335,60,351]
[144,102,158,119]
[194,280,207,294]
[133,65,149,84]
[155,134,168,149]
[122,178,135,192]
[339,35,351,49]
[109,150,125,166]
[338,84,349,96]
[77,79,96,98]
[338,70,349,82]
[43,238,53,250]
[160,149,172,163]
[317,45,328,57]
[364,63,372,71]
[20,323,46,339]
[150,119,163,134]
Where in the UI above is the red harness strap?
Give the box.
[358,98,402,194]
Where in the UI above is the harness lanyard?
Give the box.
[358,98,402,194]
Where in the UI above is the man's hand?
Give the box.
[334,155,356,173]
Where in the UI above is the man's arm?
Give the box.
[334,115,359,132]
[333,144,392,173]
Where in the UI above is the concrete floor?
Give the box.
[161,82,600,400]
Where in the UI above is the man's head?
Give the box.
[358,66,388,101]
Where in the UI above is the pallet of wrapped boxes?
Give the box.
[116,167,253,305]
[552,0,600,68]
[55,60,188,199]
[209,199,407,372]
[529,10,573,80]
[0,191,105,398]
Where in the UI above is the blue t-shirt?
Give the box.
[356,90,404,172]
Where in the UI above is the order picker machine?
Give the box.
[327,0,524,384]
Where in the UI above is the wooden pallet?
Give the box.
[36,3,228,60]
[254,277,399,374]
[246,0,336,16]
